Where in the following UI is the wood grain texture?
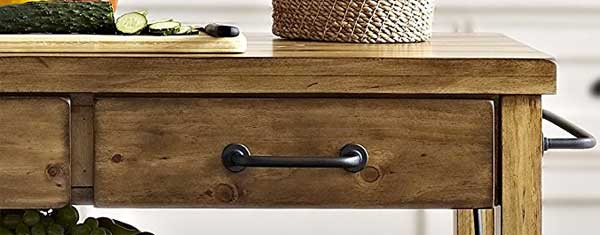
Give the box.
[0,33,551,59]
[483,209,496,235]
[501,96,542,235]
[95,98,495,208]
[0,33,556,95]
[0,57,556,95]
[0,33,247,53]
[456,209,495,235]
[70,94,95,187]
[71,187,93,205]
[0,98,70,209]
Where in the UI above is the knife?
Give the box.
[197,23,241,38]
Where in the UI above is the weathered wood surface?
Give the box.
[70,94,95,187]
[0,33,247,53]
[456,209,495,235]
[0,33,556,94]
[501,96,543,235]
[71,187,94,205]
[0,98,70,209]
[95,98,495,208]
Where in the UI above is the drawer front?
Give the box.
[95,98,495,208]
[0,98,70,209]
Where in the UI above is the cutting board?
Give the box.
[0,33,247,53]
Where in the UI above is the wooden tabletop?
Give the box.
[0,33,556,95]
[0,33,551,59]
[247,32,553,59]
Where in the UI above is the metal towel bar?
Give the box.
[543,110,597,151]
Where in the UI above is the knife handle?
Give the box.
[204,24,240,38]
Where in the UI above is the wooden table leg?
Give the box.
[455,209,495,235]
[70,94,96,205]
[501,95,543,235]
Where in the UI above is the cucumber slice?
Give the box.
[116,12,148,35]
[148,21,181,36]
[136,10,148,16]
[175,25,193,35]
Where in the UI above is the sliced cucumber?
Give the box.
[116,12,148,35]
[175,25,193,35]
[148,21,181,36]
[136,10,148,16]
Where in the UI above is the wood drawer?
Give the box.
[0,98,70,209]
[95,98,495,208]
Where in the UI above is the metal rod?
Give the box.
[473,209,483,235]
[232,155,362,168]
[543,110,597,151]
[222,144,368,173]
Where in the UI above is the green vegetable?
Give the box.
[112,220,139,232]
[148,20,181,36]
[39,217,53,228]
[0,226,13,235]
[52,206,78,230]
[90,228,106,235]
[116,12,148,35]
[2,214,21,230]
[1,211,22,216]
[175,25,193,35]
[14,223,29,235]
[69,224,91,235]
[45,224,63,235]
[100,228,112,235]
[30,223,45,235]
[22,210,40,226]
[1,207,148,235]
[97,218,138,235]
[0,2,115,34]
[83,218,99,229]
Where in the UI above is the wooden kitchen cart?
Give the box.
[0,33,558,235]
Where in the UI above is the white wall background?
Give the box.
[80,1,600,234]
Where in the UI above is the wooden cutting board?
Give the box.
[0,33,247,53]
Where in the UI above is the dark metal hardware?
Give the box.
[222,144,368,173]
[473,209,483,235]
[593,79,600,96]
[543,110,597,151]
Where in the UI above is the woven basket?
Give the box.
[272,0,435,43]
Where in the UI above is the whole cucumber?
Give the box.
[0,1,115,34]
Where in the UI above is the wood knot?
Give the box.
[111,154,124,163]
[360,166,381,183]
[46,164,64,178]
[214,184,238,203]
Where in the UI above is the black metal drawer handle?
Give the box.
[543,110,597,151]
[222,144,368,173]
